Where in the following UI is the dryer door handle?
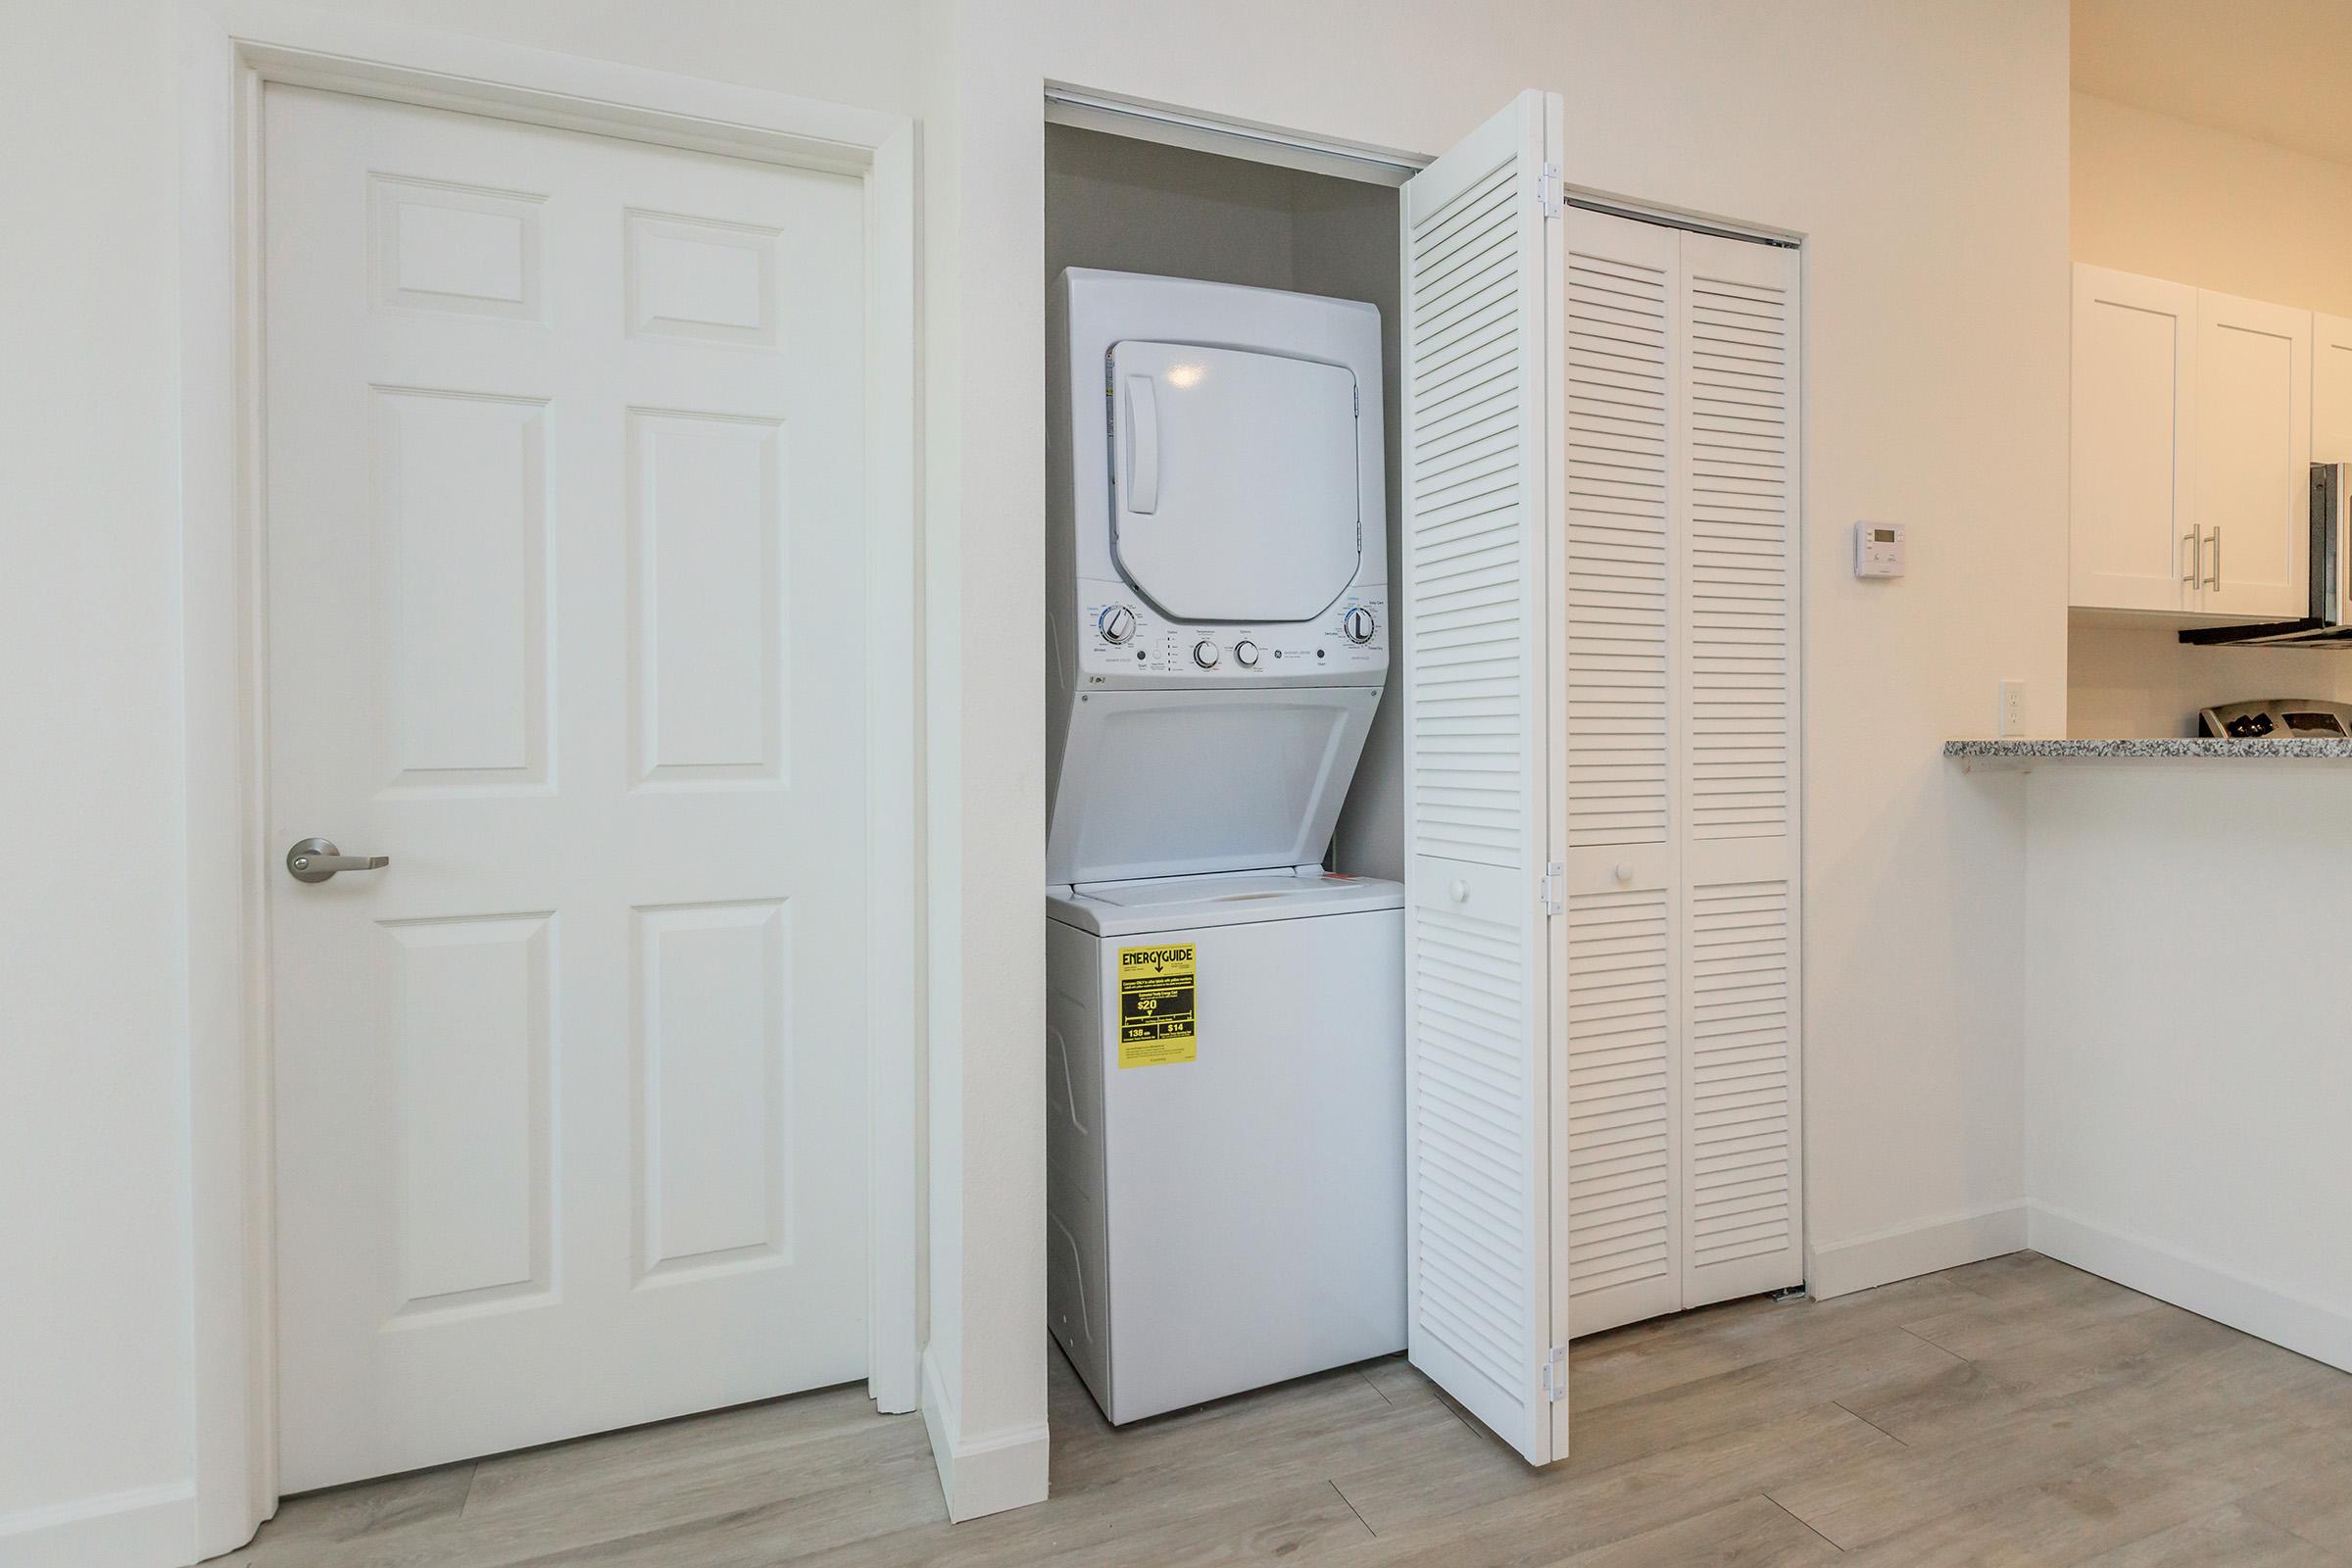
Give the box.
[1123,373,1160,514]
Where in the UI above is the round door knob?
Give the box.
[1193,639,1221,669]
[1448,879,1470,904]
[1098,605,1137,645]
[1342,607,1377,644]
[1614,861,1635,884]
[1234,639,1259,668]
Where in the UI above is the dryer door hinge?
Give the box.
[1537,860,1564,916]
[1536,163,1563,219]
[1540,1345,1567,1402]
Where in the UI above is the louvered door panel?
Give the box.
[1677,232,1801,1309]
[1682,239,1793,843]
[1683,875,1797,1300]
[1563,214,1675,851]
[1562,884,1678,1335]
[1408,150,1533,867]
[1557,211,1681,1341]
[1399,88,1566,1467]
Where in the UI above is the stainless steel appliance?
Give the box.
[2180,463,2352,646]
[2197,698,2352,739]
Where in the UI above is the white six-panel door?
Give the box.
[1399,88,1570,1467]
[264,85,871,1491]
[1559,209,1802,1341]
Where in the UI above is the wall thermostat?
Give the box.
[1854,521,1905,578]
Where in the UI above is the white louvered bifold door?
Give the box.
[1558,214,1802,1339]
[1398,88,1570,1467]
[1676,232,1802,1311]
[1558,211,1683,1339]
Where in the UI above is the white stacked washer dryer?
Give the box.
[1046,269,1406,1425]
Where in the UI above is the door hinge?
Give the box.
[1535,162,1562,219]
[1540,1345,1567,1401]
[1537,859,1564,915]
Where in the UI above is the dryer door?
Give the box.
[1109,341,1361,622]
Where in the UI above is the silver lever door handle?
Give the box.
[286,837,390,883]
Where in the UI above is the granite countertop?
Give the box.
[1945,737,2352,761]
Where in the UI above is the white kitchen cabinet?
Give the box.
[2195,290,2309,619]
[2312,312,2352,464]
[2071,266,2196,613]
[2069,265,2311,619]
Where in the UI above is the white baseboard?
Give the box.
[2028,1203,2352,1375]
[1806,1202,2029,1299]
[0,1482,195,1568]
[919,1347,1050,1524]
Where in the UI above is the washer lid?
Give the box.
[1049,870,1403,936]
[1109,340,1361,623]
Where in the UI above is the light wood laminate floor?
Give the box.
[222,1252,2352,1566]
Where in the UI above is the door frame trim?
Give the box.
[175,4,921,1553]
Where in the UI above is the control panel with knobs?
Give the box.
[1067,578,1385,684]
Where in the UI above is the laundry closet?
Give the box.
[1038,91,1804,1468]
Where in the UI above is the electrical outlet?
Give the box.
[1998,679,2027,738]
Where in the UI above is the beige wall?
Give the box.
[2070,620,2352,738]
[2070,90,2352,729]
[2075,90,2352,317]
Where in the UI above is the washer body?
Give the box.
[1046,872,1406,1424]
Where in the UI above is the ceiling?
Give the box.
[2074,0,2352,167]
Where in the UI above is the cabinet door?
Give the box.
[2197,290,2310,619]
[2071,265,2196,612]
[2313,312,2352,464]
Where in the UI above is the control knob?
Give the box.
[1098,605,1137,645]
[1234,639,1259,668]
[1342,607,1377,644]
[1192,639,1221,669]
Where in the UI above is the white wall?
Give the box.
[0,4,948,1563]
[930,0,2071,1350]
[2024,764,2352,1372]
[0,5,197,1563]
[2069,90,2352,726]
[7,2,2074,1557]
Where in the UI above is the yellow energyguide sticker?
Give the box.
[1116,943,1197,1067]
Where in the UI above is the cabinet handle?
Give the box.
[2182,529,2200,588]
[2205,526,2222,591]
